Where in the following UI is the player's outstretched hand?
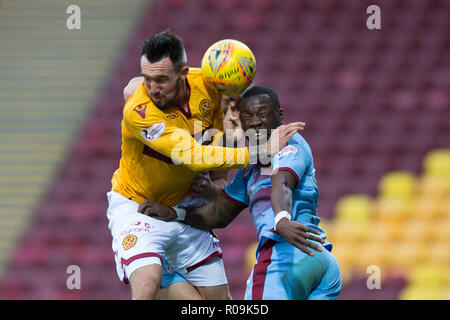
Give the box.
[267,122,305,157]
[276,219,325,256]
[138,199,177,222]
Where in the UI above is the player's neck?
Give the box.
[171,78,189,111]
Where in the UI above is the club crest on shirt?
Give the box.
[199,99,212,117]
[141,122,166,142]
[275,145,298,158]
[122,234,137,250]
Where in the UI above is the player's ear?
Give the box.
[180,65,189,78]
[279,108,284,123]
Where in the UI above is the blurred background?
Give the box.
[0,0,448,299]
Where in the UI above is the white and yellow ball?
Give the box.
[201,39,256,96]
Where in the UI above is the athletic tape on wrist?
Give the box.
[172,207,187,221]
[274,210,291,231]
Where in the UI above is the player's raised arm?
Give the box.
[271,170,325,256]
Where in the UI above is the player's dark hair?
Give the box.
[141,29,187,71]
[240,85,281,111]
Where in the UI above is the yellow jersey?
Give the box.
[111,68,249,205]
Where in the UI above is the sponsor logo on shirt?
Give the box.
[141,122,166,142]
[134,104,147,119]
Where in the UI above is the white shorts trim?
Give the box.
[180,255,228,287]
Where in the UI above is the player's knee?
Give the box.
[132,281,159,300]
[129,264,162,300]
[197,284,232,300]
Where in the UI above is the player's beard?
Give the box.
[151,76,182,110]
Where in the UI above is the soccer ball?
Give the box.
[201,39,256,96]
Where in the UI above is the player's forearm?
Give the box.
[271,181,293,214]
[184,199,228,230]
[180,144,249,172]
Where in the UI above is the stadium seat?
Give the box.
[411,196,445,221]
[430,219,450,244]
[387,241,426,270]
[408,264,448,288]
[399,284,446,300]
[330,242,354,274]
[244,241,258,273]
[378,171,418,200]
[423,149,450,179]
[425,242,450,266]
[352,239,387,274]
[334,194,373,225]
[400,220,433,246]
[374,197,413,224]
[418,176,450,200]
[1,0,448,301]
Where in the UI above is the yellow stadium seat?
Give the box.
[430,220,450,244]
[400,220,433,246]
[408,264,447,288]
[368,220,398,244]
[374,197,413,224]
[425,243,450,266]
[399,284,446,300]
[244,241,258,273]
[419,176,450,200]
[386,241,426,270]
[378,171,418,200]
[411,196,444,221]
[337,261,353,288]
[443,287,450,300]
[334,194,373,224]
[353,239,388,274]
[423,148,450,179]
[329,220,370,245]
[332,242,357,268]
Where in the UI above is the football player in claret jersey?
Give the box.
[106,29,305,300]
[140,86,342,300]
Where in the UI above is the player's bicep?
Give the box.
[271,170,297,191]
[271,144,310,186]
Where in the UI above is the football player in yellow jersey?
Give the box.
[106,29,305,300]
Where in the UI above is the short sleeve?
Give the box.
[271,143,311,185]
[223,169,249,207]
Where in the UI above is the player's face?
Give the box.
[141,55,186,109]
[239,94,283,143]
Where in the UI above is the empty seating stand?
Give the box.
[0,0,448,300]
